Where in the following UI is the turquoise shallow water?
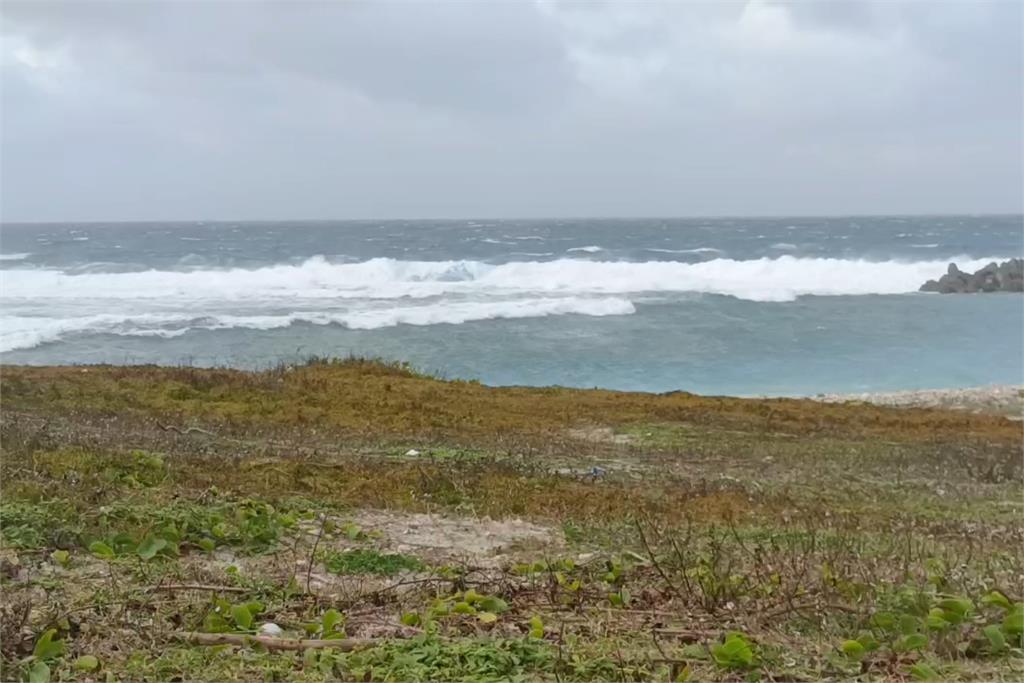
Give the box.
[1,216,1021,394]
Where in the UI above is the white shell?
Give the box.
[258,622,284,637]
[405,449,421,456]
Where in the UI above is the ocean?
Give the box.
[1,215,1021,396]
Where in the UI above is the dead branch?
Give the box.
[634,518,683,601]
[306,512,328,594]
[652,627,714,642]
[147,584,247,594]
[171,632,373,651]
[758,600,861,624]
[156,422,217,437]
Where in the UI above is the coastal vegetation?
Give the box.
[1,358,1021,681]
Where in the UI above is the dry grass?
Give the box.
[1,359,1018,445]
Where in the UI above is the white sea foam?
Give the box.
[1,255,1007,303]
[0,253,31,261]
[0,254,1011,352]
[566,245,604,253]
[644,247,722,254]
[0,297,636,351]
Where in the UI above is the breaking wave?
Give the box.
[0,297,635,352]
[0,254,1007,351]
[1,255,1005,302]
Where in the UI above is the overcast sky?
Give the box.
[1,0,1021,222]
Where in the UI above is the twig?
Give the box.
[171,632,373,652]
[554,619,565,683]
[147,584,247,594]
[3,467,46,480]
[653,627,713,642]
[634,518,683,601]
[650,627,671,663]
[58,596,179,621]
[520,605,685,620]
[306,513,328,594]
[759,600,860,623]
[156,422,217,437]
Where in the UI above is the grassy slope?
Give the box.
[1,359,1022,682]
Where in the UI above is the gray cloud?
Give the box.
[1,0,1020,221]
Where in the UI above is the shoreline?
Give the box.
[1,362,1020,416]
[811,383,1023,417]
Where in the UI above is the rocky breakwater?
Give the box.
[920,258,1023,293]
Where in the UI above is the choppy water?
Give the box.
[1,215,1021,395]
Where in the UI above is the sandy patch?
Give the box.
[351,509,559,566]
[566,425,637,445]
[813,384,1023,418]
[182,509,562,599]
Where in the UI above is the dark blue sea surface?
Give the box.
[1,215,1021,394]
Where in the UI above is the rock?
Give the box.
[919,258,1023,294]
